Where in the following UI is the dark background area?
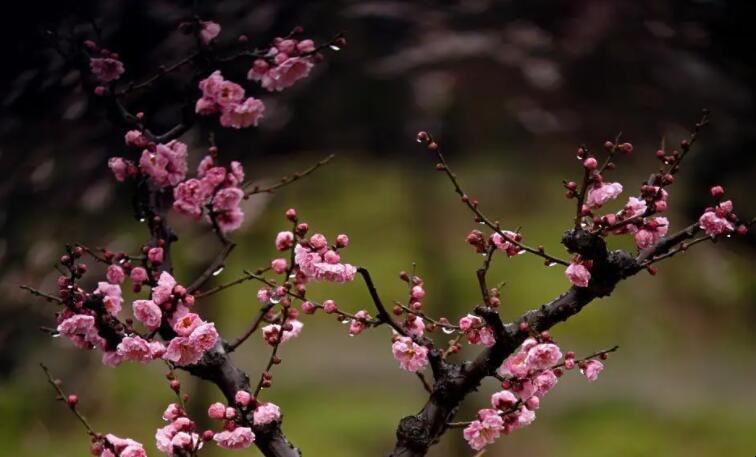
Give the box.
[1,1,754,456]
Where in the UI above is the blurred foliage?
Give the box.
[1,1,755,456]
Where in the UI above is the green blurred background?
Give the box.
[1,1,755,456]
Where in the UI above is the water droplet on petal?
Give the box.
[340,317,350,324]
[442,327,455,335]
[138,217,146,223]
[270,296,281,304]
[329,45,341,51]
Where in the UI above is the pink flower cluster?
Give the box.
[247,36,316,92]
[294,233,357,283]
[348,310,371,336]
[699,199,736,236]
[205,392,283,450]
[462,338,605,451]
[99,434,147,457]
[173,155,246,233]
[155,403,201,456]
[261,319,304,345]
[139,140,189,187]
[459,314,496,347]
[199,21,221,45]
[195,71,265,129]
[465,229,524,256]
[90,56,125,83]
[585,182,623,209]
[565,261,591,288]
[391,336,429,372]
[463,338,603,451]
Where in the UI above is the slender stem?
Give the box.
[421,137,569,266]
[357,267,407,336]
[40,364,98,438]
[21,286,62,303]
[244,154,336,198]
[476,245,496,304]
[227,303,276,352]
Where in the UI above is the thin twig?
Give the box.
[244,154,336,198]
[40,364,98,437]
[419,136,569,266]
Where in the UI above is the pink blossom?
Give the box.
[491,390,518,410]
[108,157,129,182]
[163,337,203,366]
[348,310,371,336]
[309,233,328,250]
[297,39,315,54]
[257,288,271,304]
[634,217,669,249]
[404,316,425,337]
[235,390,252,407]
[532,369,558,397]
[253,402,281,425]
[219,97,265,129]
[582,359,604,382]
[96,281,123,314]
[199,71,224,99]
[130,267,148,284]
[525,343,562,370]
[105,434,146,457]
[490,230,524,257]
[106,265,125,284]
[117,336,159,363]
[211,187,245,234]
[261,320,303,345]
[124,130,148,148]
[139,141,189,187]
[565,262,591,288]
[173,312,202,336]
[162,403,183,422]
[699,203,734,236]
[199,21,221,44]
[201,166,227,189]
[586,182,623,208]
[259,57,314,92]
[498,350,529,379]
[463,409,504,451]
[391,336,429,372]
[508,406,536,432]
[57,314,100,349]
[208,402,226,420]
[624,196,648,218]
[189,322,219,352]
[216,81,245,107]
[173,179,209,219]
[410,285,425,300]
[90,57,125,82]
[323,250,341,264]
[275,231,294,251]
[301,301,316,314]
[213,427,255,449]
[271,258,288,274]
[459,314,495,347]
[148,247,164,265]
[195,97,217,115]
[294,244,356,283]
[101,351,124,367]
[322,300,338,313]
[152,272,177,306]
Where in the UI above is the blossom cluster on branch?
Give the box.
[24,7,753,457]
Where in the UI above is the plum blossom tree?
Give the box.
[24,10,752,457]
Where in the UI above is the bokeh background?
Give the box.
[1,1,755,456]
